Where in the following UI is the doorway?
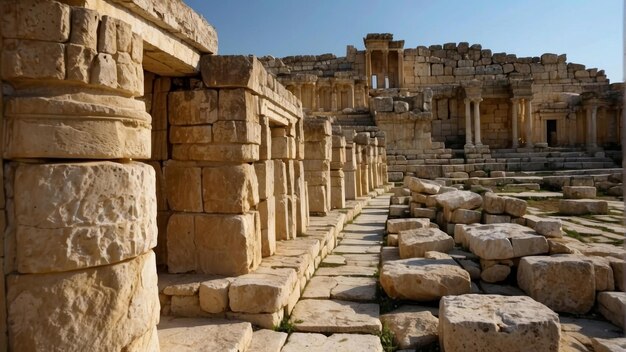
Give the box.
[546,120,557,146]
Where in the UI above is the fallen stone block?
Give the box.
[518,256,595,314]
[559,199,608,215]
[387,218,430,234]
[380,306,438,350]
[534,219,563,238]
[398,228,454,258]
[434,190,482,211]
[562,186,597,199]
[389,205,410,217]
[439,294,561,352]
[502,196,527,217]
[592,337,626,352]
[408,177,441,195]
[447,208,481,224]
[597,292,626,328]
[460,223,548,260]
[380,258,471,301]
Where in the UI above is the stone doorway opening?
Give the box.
[546,120,557,146]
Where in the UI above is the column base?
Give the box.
[464,143,474,148]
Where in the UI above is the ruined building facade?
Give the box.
[262,33,623,180]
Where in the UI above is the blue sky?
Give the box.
[186,1,623,82]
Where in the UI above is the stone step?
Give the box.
[158,316,253,352]
[281,332,383,351]
[289,299,382,334]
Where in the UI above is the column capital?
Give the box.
[510,97,521,103]
[464,98,471,104]
[470,98,483,104]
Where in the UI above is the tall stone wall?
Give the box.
[1,1,159,350]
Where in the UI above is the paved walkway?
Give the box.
[284,195,389,349]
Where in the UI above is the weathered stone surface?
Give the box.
[167,212,261,276]
[483,192,505,214]
[592,337,626,352]
[459,223,548,260]
[14,162,156,273]
[559,199,608,215]
[480,264,510,283]
[398,228,454,258]
[168,90,218,125]
[562,186,597,199]
[290,299,382,334]
[597,292,626,328]
[518,256,595,314]
[534,219,563,238]
[199,278,232,314]
[249,329,288,352]
[229,267,297,314]
[164,164,203,212]
[301,276,377,301]
[503,196,527,217]
[387,218,430,234]
[281,333,382,352]
[449,209,482,224]
[226,310,284,330]
[202,164,259,214]
[439,294,561,352]
[408,178,441,195]
[380,258,471,301]
[434,190,482,211]
[158,317,252,352]
[8,251,159,352]
[380,307,439,349]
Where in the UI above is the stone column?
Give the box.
[525,99,534,148]
[343,130,358,200]
[382,50,389,88]
[511,98,520,148]
[331,84,338,111]
[348,83,355,109]
[303,119,332,215]
[464,98,473,147]
[2,5,159,350]
[473,98,483,146]
[397,49,404,88]
[330,135,346,209]
[294,84,302,101]
[587,104,598,149]
[365,51,371,86]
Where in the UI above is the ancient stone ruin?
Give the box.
[0,0,624,351]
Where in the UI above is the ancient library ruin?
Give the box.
[0,0,624,351]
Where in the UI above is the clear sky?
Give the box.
[186,0,623,83]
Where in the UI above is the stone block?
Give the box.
[254,160,275,200]
[7,251,159,351]
[169,125,212,144]
[597,292,626,328]
[387,218,430,234]
[66,43,96,84]
[380,307,438,349]
[213,120,261,144]
[448,209,481,224]
[1,0,70,42]
[202,164,259,214]
[258,196,276,257]
[380,258,471,301]
[281,333,383,352]
[562,186,597,199]
[461,223,548,260]
[439,294,560,352]
[172,143,259,163]
[483,213,511,224]
[434,190,483,211]
[399,228,455,258]
[483,192,505,214]
[503,196,527,217]
[534,219,563,238]
[167,212,261,276]
[517,256,595,314]
[2,39,65,81]
[559,199,608,215]
[168,90,218,125]
[372,97,394,112]
[164,165,203,212]
[394,101,410,113]
[308,185,329,215]
[412,207,437,220]
[408,177,441,194]
[14,162,156,273]
[229,267,297,314]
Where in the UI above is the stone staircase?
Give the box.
[490,147,619,172]
[157,190,391,351]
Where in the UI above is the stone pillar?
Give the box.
[397,49,404,88]
[473,98,483,146]
[355,133,370,195]
[295,84,302,101]
[382,50,389,88]
[2,5,159,350]
[311,83,318,111]
[525,99,534,148]
[464,98,473,147]
[348,84,355,109]
[331,85,338,111]
[365,51,372,86]
[511,98,520,148]
[590,105,598,149]
[303,119,332,215]
[330,135,346,209]
[343,130,358,200]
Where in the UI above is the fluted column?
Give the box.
[525,99,533,148]
[473,98,483,146]
[464,98,473,147]
[511,98,520,148]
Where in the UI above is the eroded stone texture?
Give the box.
[229,267,297,314]
[398,228,454,258]
[380,258,471,301]
[518,256,595,314]
[14,162,157,273]
[282,333,383,352]
[8,251,159,352]
[158,317,252,352]
[290,299,382,334]
[380,307,439,349]
[439,294,561,352]
[458,223,548,260]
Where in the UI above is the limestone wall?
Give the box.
[1,1,159,350]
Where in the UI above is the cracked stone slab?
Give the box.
[302,276,377,301]
[290,299,381,334]
[281,333,382,352]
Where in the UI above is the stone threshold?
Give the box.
[158,186,392,332]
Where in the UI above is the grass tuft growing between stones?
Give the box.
[274,318,299,334]
[378,324,396,352]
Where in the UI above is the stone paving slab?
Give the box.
[302,276,377,301]
[290,299,382,334]
[281,333,383,352]
[315,265,377,277]
[333,244,381,254]
[158,316,252,352]
[248,329,287,352]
